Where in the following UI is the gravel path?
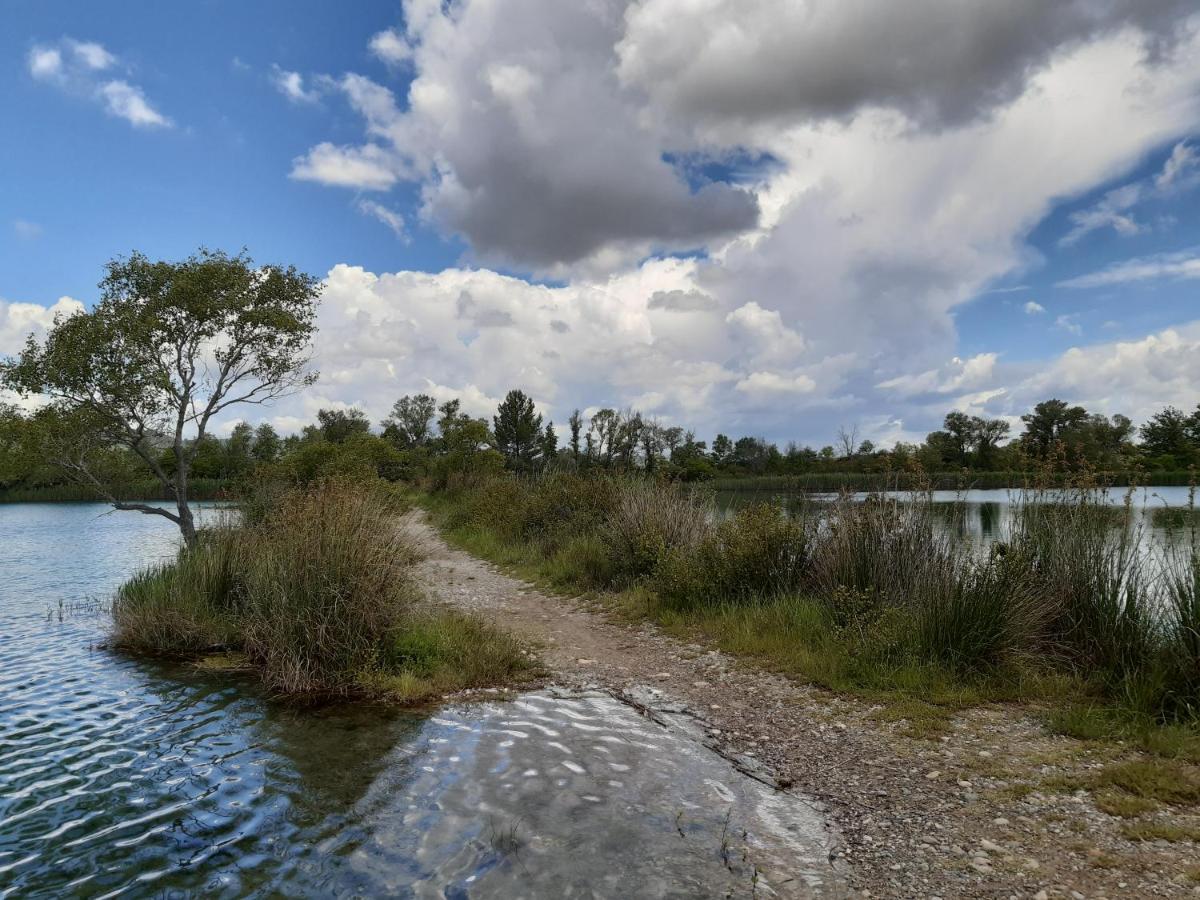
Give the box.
[406,510,1200,899]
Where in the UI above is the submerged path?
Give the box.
[405,510,1200,899]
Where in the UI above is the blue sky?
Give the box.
[3,2,1199,444]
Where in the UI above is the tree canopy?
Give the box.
[0,248,320,544]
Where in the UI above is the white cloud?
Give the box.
[27,38,170,129]
[0,296,85,357]
[369,28,412,66]
[99,80,170,128]
[289,143,399,190]
[1059,250,1200,287]
[1058,182,1143,245]
[13,220,43,240]
[357,199,406,240]
[1156,140,1199,189]
[1024,300,1045,314]
[1056,314,1083,336]
[270,66,321,104]
[734,371,817,396]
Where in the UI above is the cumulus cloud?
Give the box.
[1059,250,1200,287]
[270,65,321,103]
[0,296,84,357]
[293,1,759,270]
[289,142,399,190]
[616,0,1197,130]
[1056,314,1083,336]
[28,38,170,129]
[647,289,718,312]
[1024,301,1046,314]
[368,28,412,66]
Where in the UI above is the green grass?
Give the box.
[1121,821,1200,843]
[422,472,1200,758]
[114,479,536,701]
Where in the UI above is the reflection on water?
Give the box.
[0,503,838,898]
[715,486,1198,550]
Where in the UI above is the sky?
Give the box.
[2,0,1199,447]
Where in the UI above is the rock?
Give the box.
[925,771,942,780]
[653,672,672,679]
[978,750,993,758]
[957,780,972,788]
[980,839,1004,853]
[993,817,1009,826]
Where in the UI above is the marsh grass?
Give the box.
[428,471,1200,746]
[114,480,533,699]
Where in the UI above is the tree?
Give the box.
[972,417,1010,468]
[711,433,733,467]
[493,389,547,471]
[252,423,281,462]
[568,409,583,462]
[0,249,319,546]
[836,424,860,458]
[382,393,437,449]
[541,421,558,463]
[1141,406,1199,465]
[316,407,371,443]
[1020,399,1088,459]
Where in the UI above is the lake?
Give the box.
[0,503,836,898]
[714,485,1198,549]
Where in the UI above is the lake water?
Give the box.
[0,503,838,898]
[715,485,1198,549]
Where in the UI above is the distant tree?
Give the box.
[382,393,437,450]
[541,421,558,462]
[1141,406,1199,465]
[836,424,860,458]
[252,423,281,462]
[568,409,583,461]
[493,389,546,471]
[857,439,876,456]
[1020,399,1088,459]
[972,417,1011,468]
[226,421,255,475]
[711,433,733,467]
[0,248,319,546]
[317,407,371,444]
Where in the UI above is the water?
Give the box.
[0,503,838,898]
[715,486,1199,548]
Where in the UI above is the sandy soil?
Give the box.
[406,510,1200,899]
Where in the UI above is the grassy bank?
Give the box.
[708,470,1198,493]
[0,478,230,504]
[112,480,535,701]
[424,473,1200,753]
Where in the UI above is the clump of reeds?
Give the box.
[113,479,532,698]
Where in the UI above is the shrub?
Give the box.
[604,478,712,583]
[114,480,530,699]
[657,503,810,608]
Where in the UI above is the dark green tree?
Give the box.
[317,407,371,444]
[252,423,282,462]
[493,389,547,470]
[0,248,320,546]
[382,393,437,449]
[1020,399,1089,459]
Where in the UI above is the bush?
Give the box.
[604,478,712,583]
[114,480,530,698]
[657,503,810,608]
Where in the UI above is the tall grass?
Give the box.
[708,470,1197,493]
[429,472,1200,727]
[114,480,532,698]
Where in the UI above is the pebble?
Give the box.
[980,839,1004,853]
[925,771,941,780]
[992,817,1009,826]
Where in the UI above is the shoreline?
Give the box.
[407,507,1200,898]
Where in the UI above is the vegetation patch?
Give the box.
[113,480,535,701]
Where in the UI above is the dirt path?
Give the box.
[406,511,1200,899]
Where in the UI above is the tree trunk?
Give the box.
[176,471,196,549]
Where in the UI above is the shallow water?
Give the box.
[0,503,837,897]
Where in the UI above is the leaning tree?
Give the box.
[0,249,321,546]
